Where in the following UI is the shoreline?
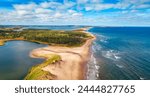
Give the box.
[29,27,96,80]
[0,40,4,46]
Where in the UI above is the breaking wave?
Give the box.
[95,34,109,43]
[92,41,102,52]
[87,53,100,80]
[102,50,121,61]
[116,64,124,68]
[87,39,101,80]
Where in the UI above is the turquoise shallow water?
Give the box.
[87,27,150,80]
[0,41,46,80]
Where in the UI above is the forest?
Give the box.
[0,28,91,46]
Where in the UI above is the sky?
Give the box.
[0,0,150,26]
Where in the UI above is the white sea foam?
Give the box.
[116,64,124,68]
[92,43,97,53]
[96,34,109,43]
[102,50,121,61]
[96,74,99,78]
[114,55,121,60]
[95,64,99,70]
[87,54,100,80]
[100,39,107,43]
[92,42,102,52]
[93,57,97,65]
[140,77,145,80]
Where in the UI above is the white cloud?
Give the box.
[0,1,84,24]
[16,10,30,16]
[40,1,75,11]
[40,2,50,8]
[68,10,76,14]
[72,13,82,17]
[90,0,103,3]
[85,6,93,11]
[116,0,150,10]
[131,4,150,9]
[54,12,62,18]
[13,3,37,10]
[77,0,88,4]
[62,1,76,9]
[35,8,52,14]
[85,3,115,11]
[95,4,115,11]
[40,2,62,9]
[1,0,150,25]
[114,2,130,9]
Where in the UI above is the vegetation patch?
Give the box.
[24,54,61,80]
[0,28,92,47]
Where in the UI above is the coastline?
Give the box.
[0,40,4,46]
[29,27,96,80]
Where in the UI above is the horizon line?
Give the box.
[0,24,150,27]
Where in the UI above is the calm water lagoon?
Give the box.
[0,41,47,80]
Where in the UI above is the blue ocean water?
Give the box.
[87,27,150,80]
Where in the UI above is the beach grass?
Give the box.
[24,54,61,80]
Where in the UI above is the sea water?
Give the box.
[87,27,150,80]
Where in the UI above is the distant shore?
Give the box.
[30,27,96,80]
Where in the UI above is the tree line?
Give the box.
[0,29,91,46]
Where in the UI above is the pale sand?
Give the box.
[30,28,96,80]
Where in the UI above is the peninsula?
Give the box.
[0,27,95,80]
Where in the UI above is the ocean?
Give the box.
[87,27,150,80]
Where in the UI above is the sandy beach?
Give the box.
[30,28,96,80]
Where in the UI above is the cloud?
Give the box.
[54,12,62,18]
[131,4,150,9]
[0,1,84,24]
[40,2,62,9]
[0,0,150,25]
[77,0,88,4]
[90,0,102,3]
[94,4,115,11]
[39,1,75,10]
[13,3,37,10]
[83,0,150,11]
[35,8,52,14]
